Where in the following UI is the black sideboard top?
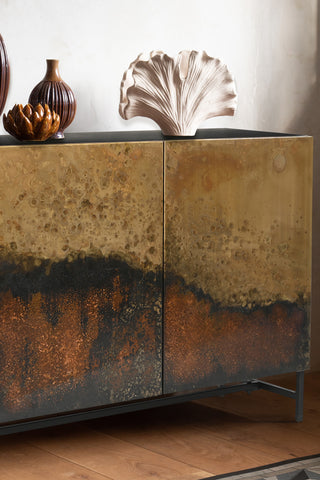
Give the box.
[0,128,300,147]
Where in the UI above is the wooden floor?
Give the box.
[0,372,319,480]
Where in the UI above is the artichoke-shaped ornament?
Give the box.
[3,103,60,141]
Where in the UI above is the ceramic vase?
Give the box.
[28,59,76,139]
[0,34,10,117]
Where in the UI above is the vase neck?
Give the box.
[44,59,62,81]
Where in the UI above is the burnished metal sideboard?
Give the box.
[0,129,312,434]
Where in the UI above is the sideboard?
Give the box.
[0,129,312,434]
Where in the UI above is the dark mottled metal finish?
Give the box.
[0,141,163,424]
[0,256,162,423]
[164,136,312,394]
[164,275,309,393]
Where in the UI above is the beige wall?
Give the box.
[0,0,319,369]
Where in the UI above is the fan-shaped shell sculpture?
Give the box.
[3,103,60,141]
[119,50,237,136]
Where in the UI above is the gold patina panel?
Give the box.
[0,142,162,270]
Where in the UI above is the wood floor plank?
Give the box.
[89,410,283,475]
[0,372,319,479]
[27,424,211,480]
[194,372,320,446]
[293,406,320,435]
[85,372,320,474]
[190,408,320,457]
[196,388,295,421]
[196,372,320,424]
[0,435,111,480]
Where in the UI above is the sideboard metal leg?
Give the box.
[254,370,305,422]
[295,371,304,423]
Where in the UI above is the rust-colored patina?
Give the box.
[0,256,162,423]
[164,276,308,393]
[164,136,312,393]
[0,141,163,423]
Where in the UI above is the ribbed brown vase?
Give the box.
[28,59,76,139]
[0,34,10,117]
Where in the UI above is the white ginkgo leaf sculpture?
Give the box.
[119,50,237,136]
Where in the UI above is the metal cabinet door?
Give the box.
[0,141,163,424]
[164,136,312,393]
